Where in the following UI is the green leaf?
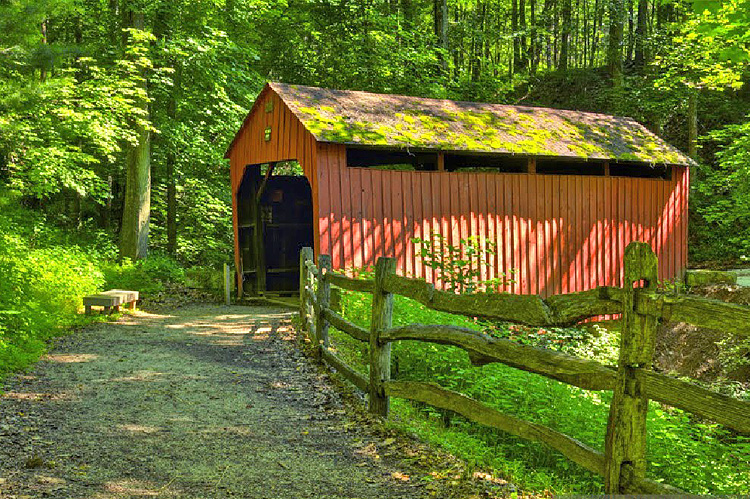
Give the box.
[692,0,722,14]
[718,46,750,63]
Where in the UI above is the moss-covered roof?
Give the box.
[269,82,693,166]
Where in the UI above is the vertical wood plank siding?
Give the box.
[316,143,688,296]
[228,89,319,292]
[228,88,689,297]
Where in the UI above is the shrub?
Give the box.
[103,252,186,294]
[184,266,224,291]
[0,192,190,382]
[0,231,104,378]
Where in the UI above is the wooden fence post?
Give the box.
[315,254,332,355]
[369,257,396,416]
[604,242,659,493]
[299,247,313,332]
[224,263,232,305]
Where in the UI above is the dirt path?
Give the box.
[0,305,432,498]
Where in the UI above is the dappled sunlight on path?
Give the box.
[0,305,425,499]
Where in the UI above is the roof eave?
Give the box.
[319,140,694,167]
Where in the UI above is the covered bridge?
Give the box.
[225,82,692,297]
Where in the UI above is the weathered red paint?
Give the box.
[227,87,319,292]
[314,143,688,296]
[227,86,690,297]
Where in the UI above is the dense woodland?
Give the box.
[1,0,750,494]
[2,0,750,266]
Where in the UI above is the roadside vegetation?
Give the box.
[328,289,750,495]
[324,238,750,495]
[0,191,194,380]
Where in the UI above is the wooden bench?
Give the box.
[83,290,139,314]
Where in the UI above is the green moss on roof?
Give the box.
[274,83,693,166]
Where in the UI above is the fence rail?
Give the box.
[298,242,750,494]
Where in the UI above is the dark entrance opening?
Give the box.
[236,162,314,296]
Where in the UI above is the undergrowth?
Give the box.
[0,192,188,382]
[328,289,750,495]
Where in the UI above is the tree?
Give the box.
[512,0,520,72]
[519,0,528,71]
[560,0,571,70]
[608,0,625,87]
[655,0,750,261]
[434,0,448,73]
[119,13,153,261]
[634,0,649,69]
[3,0,750,269]
[529,0,538,72]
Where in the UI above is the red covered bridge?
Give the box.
[225,82,692,297]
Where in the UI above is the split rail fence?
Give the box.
[298,242,750,494]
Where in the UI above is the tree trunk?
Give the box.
[154,3,178,255]
[401,0,416,27]
[100,174,112,229]
[580,0,582,68]
[434,0,448,73]
[634,0,648,70]
[519,0,527,71]
[559,0,571,70]
[472,4,485,81]
[73,191,82,229]
[40,20,48,82]
[512,0,519,74]
[582,0,588,67]
[120,11,151,261]
[688,90,698,160]
[590,0,601,66]
[552,0,558,67]
[453,5,461,78]
[166,79,177,255]
[626,0,635,65]
[121,121,151,261]
[608,0,625,87]
[543,0,553,69]
[530,0,537,73]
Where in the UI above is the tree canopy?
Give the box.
[1,0,749,263]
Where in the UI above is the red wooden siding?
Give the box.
[227,87,689,297]
[316,143,688,297]
[228,88,319,291]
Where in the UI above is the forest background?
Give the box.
[3,0,750,267]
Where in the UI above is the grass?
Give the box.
[326,288,750,495]
[0,192,189,383]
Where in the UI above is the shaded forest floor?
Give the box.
[0,304,510,499]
